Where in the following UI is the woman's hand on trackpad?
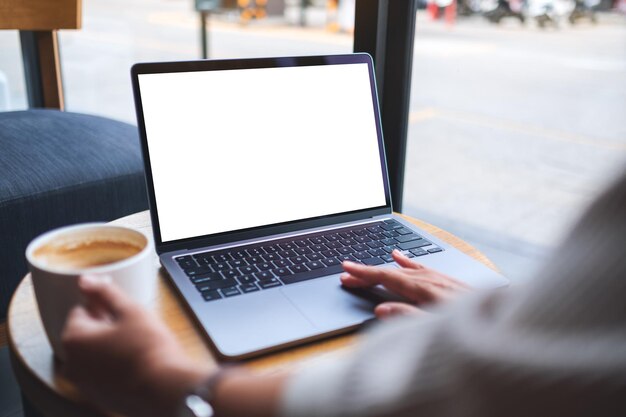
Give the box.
[340,250,471,319]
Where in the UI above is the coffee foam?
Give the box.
[33,228,146,271]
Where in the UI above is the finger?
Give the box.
[375,302,422,319]
[391,250,423,269]
[79,275,136,319]
[62,306,109,341]
[341,261,417,298]
[340,273,373,288]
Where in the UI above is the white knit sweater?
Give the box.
[281,169,626,417]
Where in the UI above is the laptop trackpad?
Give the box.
[281,274,380,331]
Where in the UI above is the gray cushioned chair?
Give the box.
[0,109,148,320]
[0,0,149,323]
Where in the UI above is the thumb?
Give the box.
[79,275,136,319]
[374,302,422,320]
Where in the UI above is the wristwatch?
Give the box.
[178,367,233,417]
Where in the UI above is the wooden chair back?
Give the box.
[0,0,83,109]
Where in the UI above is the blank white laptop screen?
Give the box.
[138,63,387,243]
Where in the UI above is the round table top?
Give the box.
[7,211,498,417]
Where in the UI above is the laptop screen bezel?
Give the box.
[131,54,393,254]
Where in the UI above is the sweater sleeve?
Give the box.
[280,169,626,417]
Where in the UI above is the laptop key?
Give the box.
[396,228,412,235]
[354,251,371,260]
[195,257,212,266]
[240,283,259,293]
[294,247,313,255]
[321,257,340,267]
[337,246,354,254]
[325,234,340,242]
[353,228,368,237]
[288,256,307,265]
[178,260,197,269]
[395,234,421,243]
[262,253,279,262]
[273,258,293,268]
[380,222,402,231]
[306,261,324,270]
[278,242,296,251]
[382,246,395,254]
[263,245,279,253]
[240,265,259,274]
[397,239,431,251]
[245,247,265,257]
[258,278,282,289]
[428,247,444,254]
[196,277,238,292]
[366,241,384,249]
[352,244,369,252]
[410,248,428,256]
[381,254,394,263]
[257,262,273,271]
[229,258,247,268]
[254,271,273,281]
[281,264,345,285]
[290,264,309,273]
[190,272,222,284]
[185,266,213,276]
[245,256,263,265]
[362,257,384,266]
[309,237,326,245]
[354,236,372,243]
[340,238,356,246]
[221,269,240,279]
[279,250,296,258]
[311,244,327,252]
[221,287,240,297]
[237,275,257,285]
[273,267,292,277]
[213,254,232,263]
[212,262,230,271]
[321,249,339,257]
[325,241,342,249]
[306,253,323,261]
[381,238,398,246]
[367,248,386,257]
[337,254,357,262]
[201,290,222,302]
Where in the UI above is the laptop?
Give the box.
[131,54,508,360]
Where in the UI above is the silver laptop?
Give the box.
[131,54,508,360]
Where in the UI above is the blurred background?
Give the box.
[1,0,624,284]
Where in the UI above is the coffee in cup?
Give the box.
[26,224,157,360]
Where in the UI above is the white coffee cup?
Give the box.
[26,223,157,360]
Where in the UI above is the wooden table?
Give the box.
[7,211,498,417]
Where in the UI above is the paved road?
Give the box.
[1,0,624,282]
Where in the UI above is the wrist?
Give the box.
[178,366,242,417]
[142,357,215,417]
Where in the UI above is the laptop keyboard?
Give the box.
[175,219,443,302]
